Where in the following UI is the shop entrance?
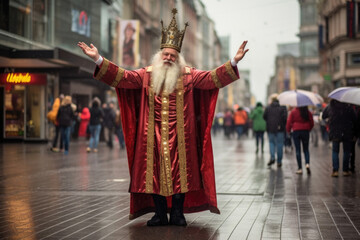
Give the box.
[1,72,47,141]
[4,85,25,138]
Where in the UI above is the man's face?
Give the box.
[161,48,178,66]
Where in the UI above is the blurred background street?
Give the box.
[1,0,360,239]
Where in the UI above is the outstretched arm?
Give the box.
[77,42,100,62]
[233,41,249,63]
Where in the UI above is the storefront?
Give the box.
[1,72,47,141]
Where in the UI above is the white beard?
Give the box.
[151,51,185,96]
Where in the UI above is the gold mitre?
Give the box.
[160,8,189,52]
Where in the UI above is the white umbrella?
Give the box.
[277,89,323,107]
[328,87,360,105]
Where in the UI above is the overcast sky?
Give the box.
[204,0,300,104]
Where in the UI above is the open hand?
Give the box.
[233,41,249,63]
[77,42,100,62]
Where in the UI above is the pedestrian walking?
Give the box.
[87,97,104,153]
[78,8,249,227]
[78,107,90,138]
[47,94,64,152]
[322,99,357,177]
[223,109,234,139]
[249,102,266,154]
[233,107,248,139]
[263,95,287,167]
[286,106,314,174]
[103,102,116,149]
[350,105,360,173]
[56,95,74,155]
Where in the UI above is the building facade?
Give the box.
[297,0,321,93]
[0,0,226,141]
[318,0,360,97]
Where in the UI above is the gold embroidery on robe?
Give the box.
[225,60,238,81]
[95,58,110,81]
[111,68,125,87]
[145,82,155,193]
[211,69,222,88]
[160,92,173,196]
[176,77,188,192]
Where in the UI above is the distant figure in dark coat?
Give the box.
[263,96,287,167]
[322,99,357,177]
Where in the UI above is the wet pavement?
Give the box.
[1,133,360,240]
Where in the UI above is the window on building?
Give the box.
[333,56,340,72]
[300,38,318,57]
[347,52,360,67]
[9,0,32,38]
[301,3,316,26]
[32,0,48,43]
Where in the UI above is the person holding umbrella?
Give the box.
[286,106,314,174]
[322,99,357,177]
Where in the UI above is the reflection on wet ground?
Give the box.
[0,135,360,239]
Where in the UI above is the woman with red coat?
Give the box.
[286,106,314,174]
[78,107,90,137]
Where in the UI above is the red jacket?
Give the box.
[286,107,314,132]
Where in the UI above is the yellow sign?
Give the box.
[6,73,31,84]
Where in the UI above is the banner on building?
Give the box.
[71,8,91,37]
[346,0,356,38]
[119,20,140,68]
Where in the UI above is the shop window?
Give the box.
[5,85,25,138]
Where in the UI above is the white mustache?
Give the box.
[163,60,173,65]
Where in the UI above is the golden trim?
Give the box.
[211,69,222,88]
[111,68,124,87]
[225,60,238,81]
[146,66,153,72]
[184,66,191,74]
[95,58,110,81]
[176,77,188,193]
[145,82,155,193]
[159,92,173,196]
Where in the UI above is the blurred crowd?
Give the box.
[212,96,360,177]
[47,94,125,155]
[46,92,360,178]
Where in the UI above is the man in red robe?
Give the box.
[78,8,248,227]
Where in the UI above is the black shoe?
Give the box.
[277,163,282,168]
[267,159,275,166]
[147,194,168,227]
[170,193,187,226]
[170,213,187,226]
[147,213,168,226]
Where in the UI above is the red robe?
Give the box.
[94,59,239,219]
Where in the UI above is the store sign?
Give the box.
[0,73,47,85]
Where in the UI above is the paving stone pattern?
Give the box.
[0,135,360,239]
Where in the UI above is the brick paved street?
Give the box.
[1,133,360,240]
